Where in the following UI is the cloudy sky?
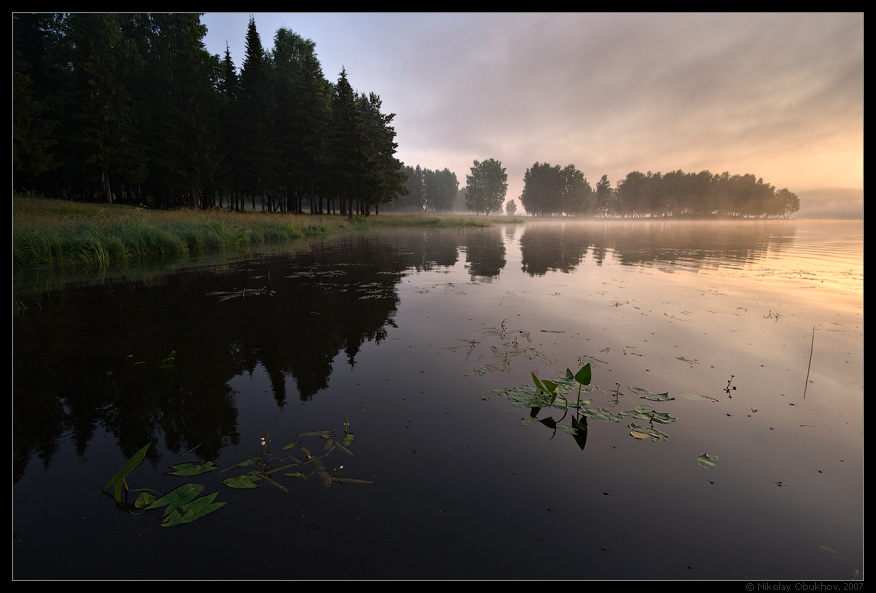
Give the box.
[199,12,863,204]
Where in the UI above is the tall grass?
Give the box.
[13,196,509,270]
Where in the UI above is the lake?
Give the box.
[12,218,863,581]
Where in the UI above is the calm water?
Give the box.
[13,219,863,580]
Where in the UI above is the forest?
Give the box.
[13,13,800,219]
[519,165,801,219]
[13,13,407,215]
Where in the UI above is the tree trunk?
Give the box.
[103,171,113,203]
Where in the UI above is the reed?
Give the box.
[13,195,507,270]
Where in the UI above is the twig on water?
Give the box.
[803,326,815,399]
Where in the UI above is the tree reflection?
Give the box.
[520,219,796,275]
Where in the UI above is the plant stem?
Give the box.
[803,326,815,399]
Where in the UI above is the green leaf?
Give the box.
[697,453,718,469]
[574,363,592,386]
[159,350,176,368]
[167,461,219,476]
[298,430,334,437]
[160,492,227,527]
[146,483,204,516]
[649,411,676,424]
[581,408,611,422]
[629,386,675,401]
[629,425,651,439]
[628,423,670,441]
[102,442,151,503]
[134,492,156,508]
[223,474,261,489]
[531,372,549,394]
[598,408,624,423]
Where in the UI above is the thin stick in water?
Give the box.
[803,326,815,399]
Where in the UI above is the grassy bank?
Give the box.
[12,196,511,270]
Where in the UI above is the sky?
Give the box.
[199,12,864,207]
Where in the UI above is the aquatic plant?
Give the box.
[101,442,152,504]
[493,363,677,447]
[101,421,373,527]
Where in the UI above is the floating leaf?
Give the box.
[581,408,611,422]
[332,443,354,457]
[260,462,300,475]
[569,398,594,408]
[160,491,227,527]
[146,483,204,516]
[282,440,301,450]
[167,461,219,476]
[648,411,676,424]
[598,408,624,423]
[298,430,334,438]
[629,426,651,439]
[134,492,156,508]
[626,404,676,424]
[628,423,669,441]
[223,474,261,489]
[630,386,675,401]
[697,453,719,469]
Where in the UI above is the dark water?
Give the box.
[13,219,863,580]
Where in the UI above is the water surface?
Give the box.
[13,219,863,580]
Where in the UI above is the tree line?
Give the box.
[13,13,408,214]
[14,13,801,220]
[387,165,459,212]
[515,163,800,219]
[430,158,800,219]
